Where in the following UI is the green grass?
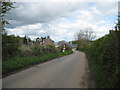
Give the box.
[77,30,120,88]
[3,50,73,75]
[76,47,87,53]
[83,50,115,88]
[88,58,109,88]
[78,49,112,88]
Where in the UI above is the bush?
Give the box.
[19,44,60,57]
[2,34,73,76]
[58,45,72,52]
[46,44,59,53]
[3,50,73,75]
[19,45,33,57]
[86,30,120,88]
[2,34,23,60]
[31,44,44,56]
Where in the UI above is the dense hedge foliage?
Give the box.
[19,44,59,57]
[3,50,73,75]
[2,34,73,75]
[86,30,120,88]
[2,34,23,60]
[2,34,58,60]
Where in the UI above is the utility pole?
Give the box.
[117,1,120,30]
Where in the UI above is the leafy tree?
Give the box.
[2,34,23,60]
[87,30,120,88]
[72,40,78,44]
[23,35,28,45]
[76,28,96,50]
[1,2,15,32]
[28,37,32,42]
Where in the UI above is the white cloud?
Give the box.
[91,6,101,15]
[95,2,118,16]
[7,23,43,36]
[5,1,117,41]
[9,0,120,2]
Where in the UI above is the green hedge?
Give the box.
[19,44,59,57]
[2,34,73,76]
[2,34,23,60]
[86,30,120,88]
[3,50,73,75]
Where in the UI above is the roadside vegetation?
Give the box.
[75,28,120,88]
[1,2,73,76]
[2,34,73,76]
[86,30,120,88]
[1,2,120,88]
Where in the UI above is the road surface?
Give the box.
[2,50,95,88]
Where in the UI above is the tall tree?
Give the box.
[23,35,28,45]
[77,28,96,50]
[0,2,15,32]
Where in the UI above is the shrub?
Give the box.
[2,34,23,60]
[46,44,59,53]
[3,50,73,75]
[19,45,33,57]
[86,30,120,88]
[31,44,44,56]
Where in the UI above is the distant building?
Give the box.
[58,40,68,46]
[27,42,34,47]
[68,41,77,48]
[36,36,54,45]
[72,44,77,48]
[54,42,59,47]
[36,37,42,43]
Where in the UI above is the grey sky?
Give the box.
[5,1,118,42]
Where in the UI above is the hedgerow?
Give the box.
[86,30,120,88]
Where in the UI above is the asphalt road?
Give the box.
[2,50,95,88]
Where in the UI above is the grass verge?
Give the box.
[87,58,109,88]
[79,49,115,88]
[3,50,73,76]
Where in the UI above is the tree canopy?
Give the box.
[1,2,15,32]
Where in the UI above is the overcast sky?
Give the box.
[5,0,119,42]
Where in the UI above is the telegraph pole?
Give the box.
[118,1,120,30]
